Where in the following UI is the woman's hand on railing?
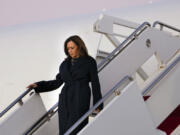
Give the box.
[27,83,38,89]
[94,108,101,113]
[92,108,101,116]
[91,108,101,117]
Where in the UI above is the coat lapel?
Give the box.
[62,56,89,80]
[71,56,87,72]
[62,59,73,81]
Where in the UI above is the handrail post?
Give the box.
[0,88,33,118]
[142,56,180,96]
[153,21,180,33]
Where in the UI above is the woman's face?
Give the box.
[67,41,80,58]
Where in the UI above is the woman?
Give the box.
[27,35,103,135]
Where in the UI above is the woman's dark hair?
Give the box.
[64,35,89,58]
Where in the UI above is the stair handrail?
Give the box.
[24,102,58,135]
[0,88,33,118]
[153,21,180,33]
[97,22,151,72]
[142,55,180,96]
[26,55,180,134]
[64,75,131,135]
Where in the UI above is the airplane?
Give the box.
[0,0,180,134]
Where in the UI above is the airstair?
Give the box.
[0,14,180,135]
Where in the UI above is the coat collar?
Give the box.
[65,56,89,73]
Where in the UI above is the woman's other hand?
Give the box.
[91,108,101,117]
[26,83,38,89]
[93,108,101,114]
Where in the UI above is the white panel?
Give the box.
[33,112,59,135]
[146,55,180,127]
[99,27,180,99]
[140,28,180,63]
[79,82,158,135]
[99,27,155,97]
[0,94,46,135]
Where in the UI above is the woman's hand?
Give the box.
[93,108,101,114]
[26,83,38,89]
[91,108,101,117]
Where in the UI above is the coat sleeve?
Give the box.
[89,58,103,110]
[34,72,63,93]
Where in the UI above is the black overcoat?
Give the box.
[34,56,103,135]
